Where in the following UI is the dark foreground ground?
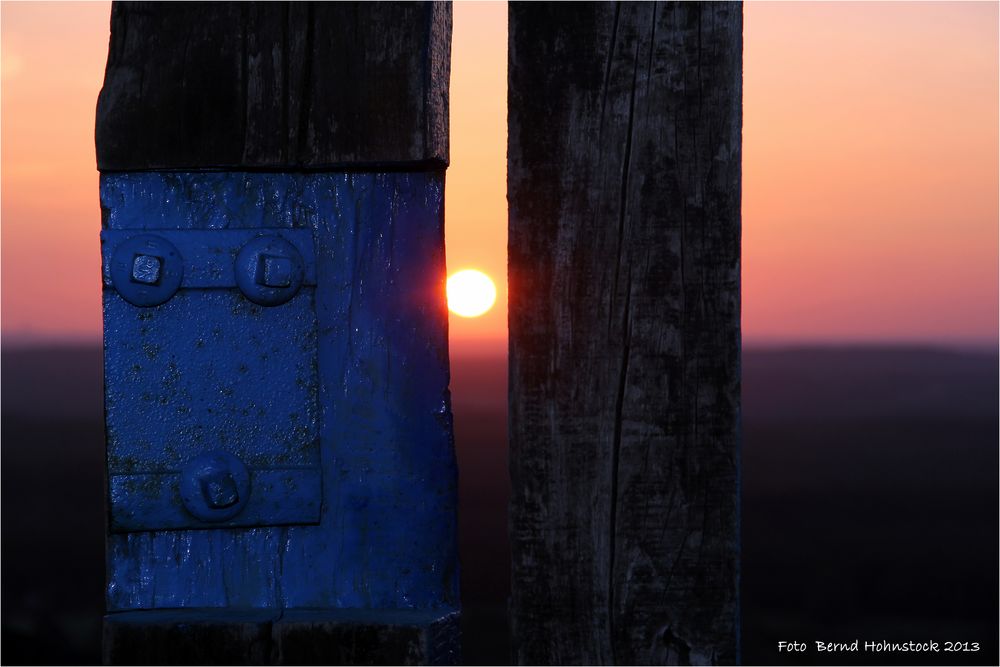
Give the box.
[2,344,997,665]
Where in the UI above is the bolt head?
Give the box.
[110,235,183,307]
[235,236,305,306]
[131,254,163,285]
[200,471,240,509]
[179,450,250,522]
[258,255,294,288]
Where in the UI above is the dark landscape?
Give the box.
[2,344,997,665]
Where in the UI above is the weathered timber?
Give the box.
[273,609,461,665]
[96,2,450,171]
[101,172,458,611]
[103,609,461,665]
[103,610,274,665]
[98,2,459,664]
[508,2,742,664]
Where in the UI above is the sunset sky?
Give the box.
[1,1,997,351]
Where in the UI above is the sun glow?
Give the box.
[446,269,497,318]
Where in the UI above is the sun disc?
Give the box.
[447,269,497,318]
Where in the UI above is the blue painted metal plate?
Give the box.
[110,469,321,531]
[102,228,322,532]
[101,229,317,290]
[102,171,458,613]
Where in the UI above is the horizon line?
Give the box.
[2,334,997,356]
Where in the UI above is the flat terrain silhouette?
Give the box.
[2,344,997,664]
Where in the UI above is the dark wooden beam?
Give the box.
[508,2,742,664]
[96,1,450,171]
[98,2,458,665]
[103,609,461,665]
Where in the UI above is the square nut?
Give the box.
[258,255,294,288]
[131,254,163,285]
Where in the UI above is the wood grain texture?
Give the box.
[103,608,460,665]
[508,3,741,664]
[96,1,450,171]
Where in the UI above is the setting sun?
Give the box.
[446,269,497,318]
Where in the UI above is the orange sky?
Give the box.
[2,1,997,349]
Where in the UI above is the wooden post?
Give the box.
[508,2,742,664]
[97,3,459,664]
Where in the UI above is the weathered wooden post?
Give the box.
[508,2,742,664]
[97,3,459,664]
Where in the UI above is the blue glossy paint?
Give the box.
[102,227,322,532]
[102,229,318,289]
[102,172,458,612]
[107,234,184,307]
[110,469,322,532]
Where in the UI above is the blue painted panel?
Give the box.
[102,228,322,531]
[101,229,317,289]
[102,172,459,612]
[103,290,319,472]
[109,469,322,532]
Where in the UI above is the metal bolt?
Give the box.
[179,450,250,522]
[258,255,294,288]
[131,254,163,285]
[201,471,240,509]
[235,236,305,306]
[110,234,184,307]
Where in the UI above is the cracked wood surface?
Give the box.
[508,3,741,664]
[96,2,450,171]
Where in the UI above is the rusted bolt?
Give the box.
[180,450,250,522]
[235,236,304,306]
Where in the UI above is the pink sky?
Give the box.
[2,2,997,349]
